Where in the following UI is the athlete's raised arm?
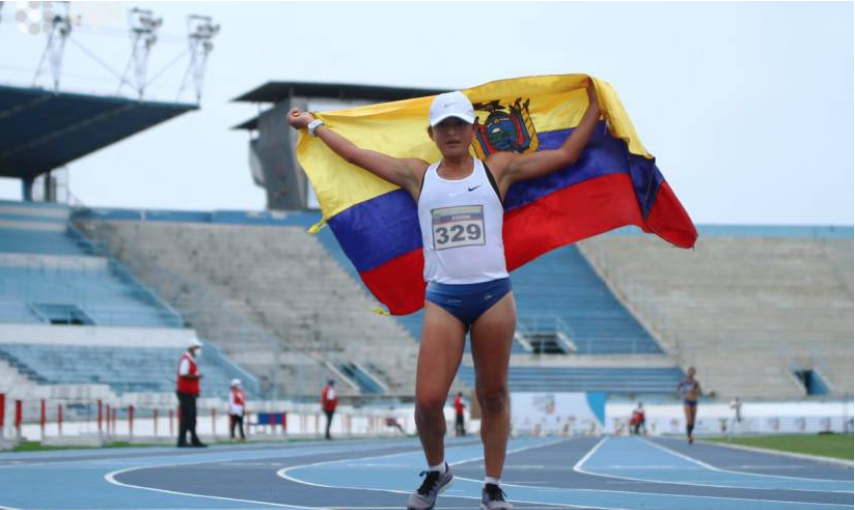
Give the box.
[486,81,601,195]
[287,109,428,199]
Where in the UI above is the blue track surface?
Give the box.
[0,436,851,509]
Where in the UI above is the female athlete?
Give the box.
[677,367,702,444]
[288,82,600,510]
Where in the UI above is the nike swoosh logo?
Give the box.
[468,185,481,192]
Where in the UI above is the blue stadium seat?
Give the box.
[510,246,662,355]
[0,267,182,327]
[0,343,242,396]
[0,202,183,328]
[457,365,682,393]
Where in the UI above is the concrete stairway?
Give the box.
[578,236,854,398]
[78,220,420,398]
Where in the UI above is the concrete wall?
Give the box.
[252,98,309,210]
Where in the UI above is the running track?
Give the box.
[0,435,851,510]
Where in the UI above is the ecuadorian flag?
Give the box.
[297,74,697,315]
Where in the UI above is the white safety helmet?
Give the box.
[187,338,203,349]
[231,378,241,387]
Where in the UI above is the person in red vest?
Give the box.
[321,379,338,440]
[176,338,206,447]
[453,392,466,437]
[629,402,646,435]
[229,378,246,441]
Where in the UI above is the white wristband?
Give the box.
[307,119,324,136]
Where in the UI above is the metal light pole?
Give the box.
[178,15,219,104]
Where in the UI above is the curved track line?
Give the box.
[277,438,579,507]
[645,438,854,484]
[280,436,850,510]
[105,464,326,510]
[573,437,852,494]
[100,438,494,510]
[453,474,852,509]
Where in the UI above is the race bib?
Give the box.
[431,205,486,250]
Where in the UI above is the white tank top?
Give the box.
[417,158,509,284]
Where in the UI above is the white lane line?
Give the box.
[277,438,593,508]
[697,439,855,468]
[105,464,328,510]
[454,473,854,509]
[101,441,422,510]
[277,437,566,488]
[646,438,855,486]
[0,437,422,470]
[450,438,568,468]
[572,436,607,472]
[283,436,852,510]
[102,439,477,510]
[573,437,852,494]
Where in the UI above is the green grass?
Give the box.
[9,435,389,453]
[706,434,854,461]
[12,441,164,452]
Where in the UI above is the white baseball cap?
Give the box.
[429,91,476,127]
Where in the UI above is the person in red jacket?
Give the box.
[229,379,246,441]
[176,338,206,447]
[453,392,466,437]
[321,379,338,440]
[629,402,646,435]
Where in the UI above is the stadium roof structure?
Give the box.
[231,81,449,130]
[0,84,197,180]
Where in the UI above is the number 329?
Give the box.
[435,223,482,246]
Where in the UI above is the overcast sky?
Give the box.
[0,1,852,225]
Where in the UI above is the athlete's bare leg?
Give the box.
[684,404,697,442]
[470,292,516,479]
[415,301,467,467]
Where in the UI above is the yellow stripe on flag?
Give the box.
[296,74,652,221]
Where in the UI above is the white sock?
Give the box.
[484,476,501,486]
[428,462,446,474]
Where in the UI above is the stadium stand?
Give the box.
[578,227,854,399]
[77,218,421,399]
[0,200,251,399]
[76,209,688,398]
[457,366,684,393]
[0,200,183,328]
[0,341,236,394]
[511,246,663,355]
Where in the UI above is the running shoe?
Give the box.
[406,464,453,510]
[481,483,513,510]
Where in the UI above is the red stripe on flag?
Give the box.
[358,173,695,316]
[360,249,426,316]
[642,180,697,249]
[505,173,696,270]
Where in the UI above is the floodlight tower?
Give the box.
[119,7,162,99]
[178,15,219,104]
[32,2,72,91]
